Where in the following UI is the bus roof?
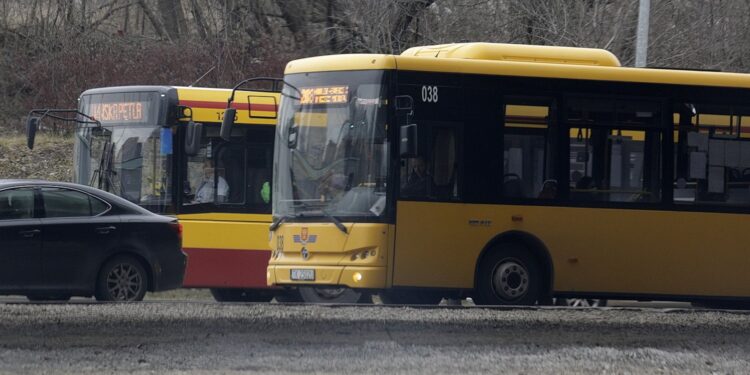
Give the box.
[284,42,750,90]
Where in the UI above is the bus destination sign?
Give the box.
[89,101,147,123]
[300,86,349,105]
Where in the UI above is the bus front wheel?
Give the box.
[298,286,370,304]
[474,244,541,306]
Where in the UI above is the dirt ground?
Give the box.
[0,134,73,181]
[1,302,749,374]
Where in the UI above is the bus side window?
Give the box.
[674,103,750,206]
[501,99,555,200]
[566,97,662,204]
[399,123,461,201]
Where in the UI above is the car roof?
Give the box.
[0,179,154,215]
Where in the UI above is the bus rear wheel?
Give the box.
[210,288,274,302]
[379,289,443,305]
[474,244,541,306]
[298,286,369,304]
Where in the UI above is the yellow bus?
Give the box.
[265,42,750,306]
[31,83,284,301]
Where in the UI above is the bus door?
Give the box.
[552,95,667,295]
[394,121,465,288]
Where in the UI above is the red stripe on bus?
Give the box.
[182,247,271,289]
[179,100,277,112]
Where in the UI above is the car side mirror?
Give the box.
[185,121,203,156]
[26,117,39,150]
[220,108,236,141]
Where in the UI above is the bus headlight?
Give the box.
[353,272,363,283]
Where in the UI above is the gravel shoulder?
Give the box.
[1,303,749,374]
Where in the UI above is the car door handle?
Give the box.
[19,229,41,238]
[96,226,117,234]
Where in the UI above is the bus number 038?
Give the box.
[421,85,439,103]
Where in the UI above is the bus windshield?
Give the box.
[274,71,390,220]
[73,91,174,214]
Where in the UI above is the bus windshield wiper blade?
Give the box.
[270,215,291,232]
[322,210,348,235]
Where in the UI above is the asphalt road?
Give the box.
[1,302,749,374]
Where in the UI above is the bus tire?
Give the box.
[298,286,370,304]
[273,288,303,303]
[95,255,148,302]
[474,243,541,306]
[379,289,443,305]
[210,288,274,302]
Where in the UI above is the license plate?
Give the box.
[290,269,315,281]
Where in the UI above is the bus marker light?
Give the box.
[353,272,363,283]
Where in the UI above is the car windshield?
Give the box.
[273,71,390,220]
[73,91,174,214]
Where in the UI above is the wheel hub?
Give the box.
[492,259,529,301]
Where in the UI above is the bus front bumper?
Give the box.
[267,265,386,289]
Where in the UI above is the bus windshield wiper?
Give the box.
[321,210,348,235]
[270,215,292,232]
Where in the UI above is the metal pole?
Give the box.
[635,0,651,67]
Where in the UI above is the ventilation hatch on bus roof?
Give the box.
[400,42,621,67]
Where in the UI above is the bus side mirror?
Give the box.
[400,124,418,158]
[395,95,413,113]
[288,126,298,149]
[185,121,203,156]
[26,117,39,150]
[220,108,236,141]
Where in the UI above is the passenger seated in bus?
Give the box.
[571,175,595,201]
[401,157,430,197]
[193,159,229,203]
[537,179,557,199]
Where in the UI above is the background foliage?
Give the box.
[3,0,750,133]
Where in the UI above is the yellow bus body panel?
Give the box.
[394,201,750,297]
[174,86,278,125]
[268,223,391,288]
[178,213,272,250]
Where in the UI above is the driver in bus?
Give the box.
[401,157,430,197]
[193,159,229,203]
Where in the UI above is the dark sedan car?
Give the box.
[0,179,186,301]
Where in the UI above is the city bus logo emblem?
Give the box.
[293,228,317,245]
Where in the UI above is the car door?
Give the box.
[0,187,42,290]
[39,187,120,291]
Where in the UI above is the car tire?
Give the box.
[210,288,274,302]
[298,286,370,304]
[26,294,71,302]
[379,289,443,305]
[474,243,542,306]
[95,255,148,302]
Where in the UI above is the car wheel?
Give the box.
[95,255,148,302]
[379,289,443,305]
[26,294,71,302]
[474,243,541,306]
[298,286,370,304]
[210,288,274,302]
[555,298,608,307]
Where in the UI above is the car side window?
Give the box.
[0,188,35,220]
[42,187,106,218]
